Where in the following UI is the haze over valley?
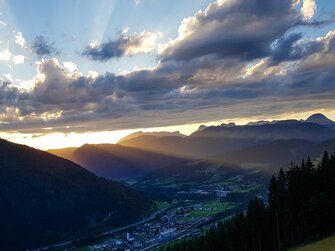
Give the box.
[1,0,335,250]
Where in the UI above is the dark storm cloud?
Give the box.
[160,0,332,65]
[31,36,59,57]
[20,59,130,122]
[160,0,302,62]
[82,31,158,61]
[0,80,19,105]
[2,1,335,134]
[270,33,304,64]
[82,40,124,61]
[4,29,335,134]
[269,33,325,65]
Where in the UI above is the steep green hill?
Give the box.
[287,235,335,251]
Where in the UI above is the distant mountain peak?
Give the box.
[195,125,207,132]
[220,122,236,127]
[79,143,96,150]
[247,120,271,126]
[118,131,185,144]
[306,113,335,125]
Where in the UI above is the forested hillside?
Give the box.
[165,151,335,251]
[0,139,153,250]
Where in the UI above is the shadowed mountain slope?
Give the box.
[210,137,335,173]
[0,139,152,250]
[305,113,335,130]
[49,114,335,180]
[119,119,335,159]
[211,139,317,171]
[49,143,184,179]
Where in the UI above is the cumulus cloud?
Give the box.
[0,78,19,107]
[1,0,335,133]
[12,54,26,64]
[25,59,126,115]
[0,48,25,64]
[0,49,11,61]
[2,28,334,133]
[15,32,26,49]
[269,33,323,65]
[31,36,59,57]
[301,0,317,20]
[87,70,99,80]
[159,0,324,64]
[160,0,303,62]
[83,29,161,61]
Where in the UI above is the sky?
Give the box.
[0,0,335,149]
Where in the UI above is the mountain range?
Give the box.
[49,114,335,179]
[120,118,335,159]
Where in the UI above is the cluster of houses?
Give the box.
[176,188,229,198]
[87,204,211,251]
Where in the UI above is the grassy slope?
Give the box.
[287,235,335,251]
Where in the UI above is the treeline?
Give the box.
[164,151,335,251]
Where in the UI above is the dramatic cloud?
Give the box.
[83,29,161,61]
[269,33,323,65]
[31,36,59,57]
[160,0,293,62]
[0,79,20,110]
[159,0,320,63]
[1,0,335,134]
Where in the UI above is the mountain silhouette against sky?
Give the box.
[118,131,185,144]
[306,113,335,130]
[50,143,184,179]
[50,114,335,179]
[119,114,335,159]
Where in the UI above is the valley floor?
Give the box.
[77,200,238,251]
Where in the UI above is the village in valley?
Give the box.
[80,177,265,251]
[85,201,231,251]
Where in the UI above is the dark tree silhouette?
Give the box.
[165,151,335,251]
